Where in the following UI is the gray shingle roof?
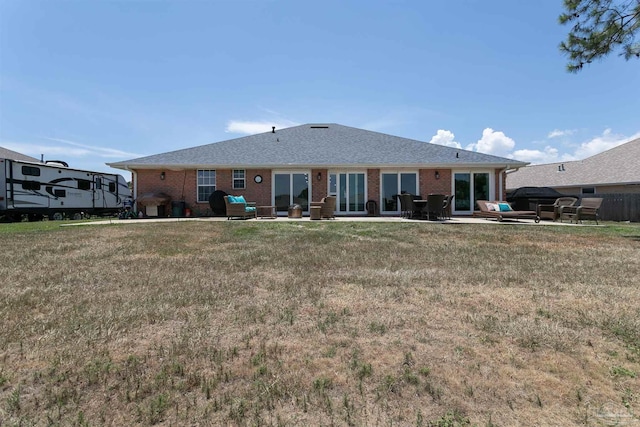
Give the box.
[506,137,640,190]
[0,147,39,162]
[108,123,527,169]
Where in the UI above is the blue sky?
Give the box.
[1,0,639,178]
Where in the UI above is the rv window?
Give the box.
[22,166,41,176]
[54,189,66,198]
[78,180,91,190]
[108,182,116,192]
[22,181,41,191]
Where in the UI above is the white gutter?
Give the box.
[108,162,529,171]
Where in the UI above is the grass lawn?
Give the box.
[0,220,639,426]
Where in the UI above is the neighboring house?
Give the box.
[108,123,528,216]
[0,147,40,163]
[506,137,640,195]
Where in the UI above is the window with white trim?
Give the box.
[233,169,246,189]
[197,170,216,202]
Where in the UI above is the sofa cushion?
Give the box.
[228,195,247,205]
[245,206,256,212]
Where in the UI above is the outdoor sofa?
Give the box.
[474,200,540,223]
[223,195,257,220]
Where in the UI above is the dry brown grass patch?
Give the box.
[0,221,638,426]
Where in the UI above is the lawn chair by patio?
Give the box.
[474,200,540,223]
[537,197,578,221]
[310,196,336,219]
[559,197,603,224]
[224,195,257,220]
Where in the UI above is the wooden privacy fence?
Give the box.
[598,193,640,222]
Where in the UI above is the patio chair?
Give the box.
[537,197,578,221]
[442,195,454,219]
[398,193,419,219]
[224,195,257,220]
[426,194,445,220]
[310,196,336,219]
[559,197,603,224]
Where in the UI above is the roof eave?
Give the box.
[107,161,528,170]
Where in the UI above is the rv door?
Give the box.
[94,175,103,207]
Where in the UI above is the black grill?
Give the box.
[506,187,574,211]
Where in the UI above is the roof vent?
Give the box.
[558,164,565,172]
[272,126,276,133]
[310,125,329,129]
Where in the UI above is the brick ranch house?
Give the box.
[108,123,528,217]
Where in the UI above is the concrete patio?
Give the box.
[64,215,597,227]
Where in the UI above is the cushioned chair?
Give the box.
[537,197,578,221]
[559,197,603,224]
[310,196,336,219]
[223,195,257,220]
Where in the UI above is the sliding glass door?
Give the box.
[453,172,491,214]
[274,172,309,213]
[329,172,366,214]
[381,172,417,214]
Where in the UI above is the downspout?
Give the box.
[498,167,508,201]
[503,166,522,201]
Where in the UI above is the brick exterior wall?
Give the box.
[419,169,451,197]
[134,167,502,216]
[135,168,278,215]
[311,169,327,202]
[366,168,380,203]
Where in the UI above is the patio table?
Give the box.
[257,205,277,219]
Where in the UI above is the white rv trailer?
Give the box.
[0,158,131,221]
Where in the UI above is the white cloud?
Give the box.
[2,138,143,171]
[1,139,138,176]
[425,125,638,165]
[2,142,91,158]
[226,120,300,135]
[511,146,560,164]
[507,128,640,164]
[428,129,461,148]
[467,128,516,157]
[571,128,640,159]
[43,137,143,158]
[547,129,575,138]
